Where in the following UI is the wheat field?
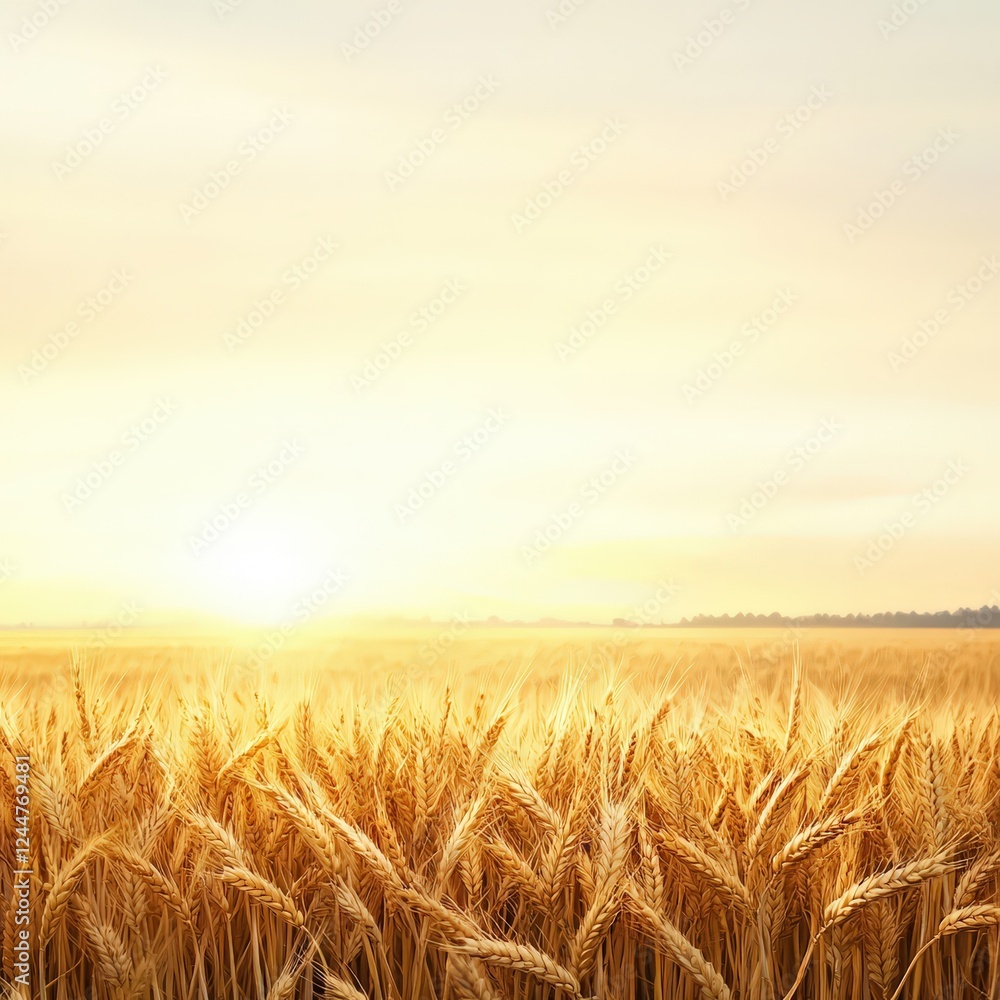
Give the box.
[1,628,999,1000]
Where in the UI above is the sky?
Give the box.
[2,0,999,626]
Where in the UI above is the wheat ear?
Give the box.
[450,937,581,995]
[629,891,732,1000]
[887,905,1000,1000]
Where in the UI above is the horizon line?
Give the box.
[3,604,1000,633]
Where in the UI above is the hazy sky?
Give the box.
[3,0,999,626]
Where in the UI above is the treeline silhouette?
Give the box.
[675,606,1000,628]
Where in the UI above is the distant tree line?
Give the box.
[673,607,1000,628]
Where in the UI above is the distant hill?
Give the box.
[673,607,1000,628]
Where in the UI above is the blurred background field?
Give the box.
[2,626,999,711]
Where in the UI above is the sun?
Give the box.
[189,518,330,626]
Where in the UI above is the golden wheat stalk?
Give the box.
[447,953,503,1000]
[628,890,732,1000]
[953,849,1000,907]
[780,852,951,1000]
[821,852,951,931]
[771,812,861,875]
[218,865,305,927]
[746,766,809,861]
[40,834,111,944]
[449,937,581,995]
[217,727,280,787]
[113,845,193,923]
[816,731,882,815]
[71,895,133,989]
[657,827,749,910]
[887,904,1000,1000]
